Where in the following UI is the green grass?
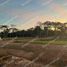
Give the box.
[2,37,67,51]
[3,38,67,52]
[31,41,49,44]
[33,40,67,45]
[13,40,29,43]
[51,41,67,45]
[8,37,67,45]
[31,38,67,45]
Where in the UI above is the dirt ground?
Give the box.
[0,44,67,67]
[0,37,67,67]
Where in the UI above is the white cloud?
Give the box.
[21,0,32,6]
[63,3,67,6]
[4,16,17,25]
[42,0,53,6]
[16,16,39,30]
[0,0,10,6]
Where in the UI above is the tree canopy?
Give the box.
[0,21,67,38]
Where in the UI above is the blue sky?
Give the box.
[0,0,67,29]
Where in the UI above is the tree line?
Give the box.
[0,21,67,38]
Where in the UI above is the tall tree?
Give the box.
[0,25,9,38]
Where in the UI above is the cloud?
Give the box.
[4,16,17,25]
[62,0,67,6]
[16,16,39,30]
[17,15,57,30]
[0,0,10,6]
[51,3,67,18]
[6,8,36,19]
[49,3,67,22]
[21,0,32,6]
[63,3,67,6]
[42,0,53,6]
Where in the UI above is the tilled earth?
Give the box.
[0,37,67,67]
[0,44,67,67]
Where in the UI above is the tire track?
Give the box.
[24,37,59,67]
[21,37,38,48]
[0,37,17,48]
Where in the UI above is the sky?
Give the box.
[0,0,67,29]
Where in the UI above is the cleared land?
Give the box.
[0,37,67,67]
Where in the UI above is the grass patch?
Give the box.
[51,41,67,45]
[31,38,67,45]
[31,41,49,44]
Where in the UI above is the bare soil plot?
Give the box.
[0,38,67,67]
